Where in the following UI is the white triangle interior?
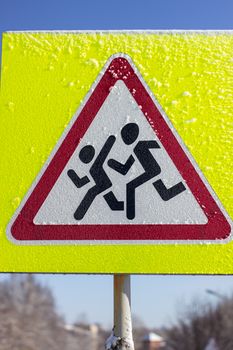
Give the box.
[34,80,208,225]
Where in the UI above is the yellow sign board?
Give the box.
[1,31,233,273]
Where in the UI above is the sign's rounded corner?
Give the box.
[5,221,20,246]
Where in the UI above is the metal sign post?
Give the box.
[106,275,134,350]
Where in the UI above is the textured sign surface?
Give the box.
[7,55,231,244]
[1,31,233,273]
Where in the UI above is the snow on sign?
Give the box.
[8,54,232,244]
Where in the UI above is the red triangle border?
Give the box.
[9,56,232,242]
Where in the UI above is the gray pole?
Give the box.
[105,274,134,350]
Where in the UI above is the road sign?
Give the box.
[1,31,233,273]
[7,54,232,243]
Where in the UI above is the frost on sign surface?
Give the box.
[8,54,232,243]
[34,80,207,225]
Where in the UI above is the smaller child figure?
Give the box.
[67,136,123,221]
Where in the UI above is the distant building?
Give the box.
[64,324,167,350]
[64,323,102,350]
[142,332,166,350]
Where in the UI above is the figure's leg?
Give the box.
[153,179,186,201]
[103,191,124,211]
[126,182,136,220]
[126,173,154,220]
[74,187,99,220]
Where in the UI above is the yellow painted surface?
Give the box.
[1,31,233,273]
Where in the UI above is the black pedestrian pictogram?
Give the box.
[68,122,186,221]
[108,123,186,219]
[67,136,124,220]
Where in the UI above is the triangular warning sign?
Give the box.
[8,54,232,243]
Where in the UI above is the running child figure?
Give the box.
[108,123,186,220]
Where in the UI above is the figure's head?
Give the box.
[79,145,95,163]
[121,123,139,145]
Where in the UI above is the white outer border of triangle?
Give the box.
[6,46,233,245]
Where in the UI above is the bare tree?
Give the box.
[164,294,233,350]
[0,274,67,350]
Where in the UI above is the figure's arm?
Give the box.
[108,155,135,175]
[142,140,160,149]
[67,169,90,188]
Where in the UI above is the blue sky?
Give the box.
[1,273,233,328]
[1,0,233,32]
[1,0,233,329]
[37,275,233,328]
